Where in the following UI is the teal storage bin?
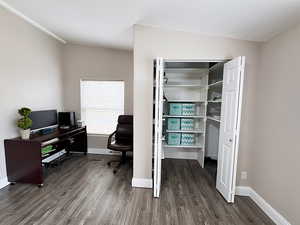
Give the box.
[181,119,194,131]
[169,103,182,115]
[182,103,195,116]
[168,118,181,130]
[168,133,181,145]
[181,133,195,146]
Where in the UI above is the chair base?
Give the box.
[107,151,127,174]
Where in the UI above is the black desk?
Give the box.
[4,126,87,186]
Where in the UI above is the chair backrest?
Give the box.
[115,115,133,145]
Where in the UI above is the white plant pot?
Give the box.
[20,129,31,140]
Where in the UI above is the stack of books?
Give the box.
[41,145,56,157]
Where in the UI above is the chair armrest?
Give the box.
[107,131,117,148]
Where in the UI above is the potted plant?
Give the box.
[17,107,32,140]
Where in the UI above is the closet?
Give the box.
[205,63,224,178]
[153,57,245,202]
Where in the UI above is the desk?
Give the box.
[4,126,87,186]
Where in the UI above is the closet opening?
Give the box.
[205,62,225,181]
[153,57,245,202]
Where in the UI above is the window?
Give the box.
[81,80,124,135]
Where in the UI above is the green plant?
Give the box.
[17,107,32,130]
[18,107,31,117]
[17,117,32,130]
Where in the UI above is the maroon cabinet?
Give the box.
[4,126,87,186]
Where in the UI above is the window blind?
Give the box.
[81,80,124,135]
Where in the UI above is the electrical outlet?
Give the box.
[241,171,247,180]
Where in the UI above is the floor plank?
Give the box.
[0,155,275,225]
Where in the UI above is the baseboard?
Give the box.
[132,177,153,189]
[235,186,252,196]
[164,149,198,160]
[0,177,9,190]
[88,148,120,155]
[236,186,291,225]
[88,148,133,156]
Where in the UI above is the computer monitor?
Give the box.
[58,112,76,129]
[29,110,58,131]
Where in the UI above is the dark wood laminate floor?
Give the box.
[0,155,275,225]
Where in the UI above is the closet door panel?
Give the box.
[153,57,164,198]
[216,56,245,203]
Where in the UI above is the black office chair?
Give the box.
[107,115,133,173]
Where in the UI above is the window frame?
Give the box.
[80,79,125,136]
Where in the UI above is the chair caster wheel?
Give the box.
[10,182,16,185]
[38,184,44,188]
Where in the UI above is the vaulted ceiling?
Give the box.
[2,0,300,49]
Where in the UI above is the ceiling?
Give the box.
[3,0,300,49]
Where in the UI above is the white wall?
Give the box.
[0,6,64,183]
[62,44,133,149]
[133,25,260,184]
[250,23,300,225]
[205,122,220,160]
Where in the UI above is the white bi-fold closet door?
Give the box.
[216,56,245,202]
[153,57,245,202]
[153,58,164,198]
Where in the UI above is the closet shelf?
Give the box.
[153,84,206,88]
[207,99,222,103]
[207,116,221,123]
[165,68,208,74]
[163,144,203,149]
[164,83,206,88]
[166,130,204,133]
[166,100,205,103]
[208,80,223,87]
[163,115,205,118]
[154,101,205,104]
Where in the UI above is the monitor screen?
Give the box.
[29,110,58,130]
[58,112,76,127]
